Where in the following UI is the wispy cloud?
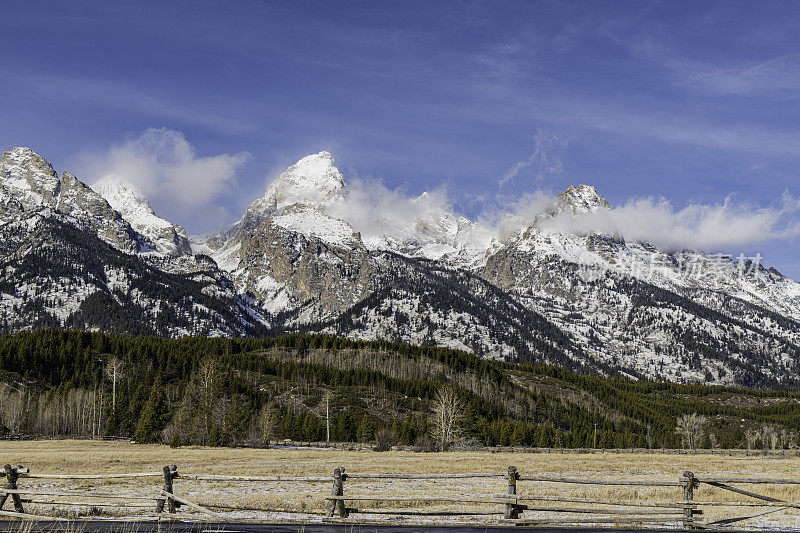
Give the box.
[499,130,568,187]
[655,51,800,98]
[77,128,251,230]
[12,69,260,135]
[629,29,800,99]
[515,95,800,157]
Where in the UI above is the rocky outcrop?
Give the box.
[56,172,142,254]
[92,177,191,256]
[236,212,377,316]
[557,184,610,214]
[0,147,61,222]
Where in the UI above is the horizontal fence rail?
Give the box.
[2,463,800,528]
[517,475,685,486]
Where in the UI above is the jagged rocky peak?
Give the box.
[250,151,346,216]
[0,147,62,211]
[92,176,191,256]
[56,171,142,254]
[557,184,610,214]
[58,171,104,207]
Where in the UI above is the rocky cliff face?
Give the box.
[192,152,374,316]
[1,146,799,387]
[57,172,143,254]
[235,212,377,316]
[0,147,61,222]
[92,176,192,256]
[557,184,610,214]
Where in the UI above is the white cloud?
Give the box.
[326,177,467,250]
[74,132,800,259]
[79,128,250,229]
[323,168,800,260]
[533,193,800,251]
[481,190,555,241]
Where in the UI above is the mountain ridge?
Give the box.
[1,146,799,388]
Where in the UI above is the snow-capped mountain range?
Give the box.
[2,146,799,388]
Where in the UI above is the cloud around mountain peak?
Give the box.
[260,150,346,213]
[75,128,251,231]
[258,152,800,256]
[64,128,800,260]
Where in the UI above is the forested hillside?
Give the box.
[3,147,800,388]
[1,329,799,450]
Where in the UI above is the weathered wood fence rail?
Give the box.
[2,464,799,529]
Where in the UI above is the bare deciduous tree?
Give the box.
[0,383,25,434]
[768,426,779,450]
[745,428,760,450]
[431,387,463,451]
[256,402,278,447]
[198,358,218,441]
[675,413,707,450]
[104,357,124,412]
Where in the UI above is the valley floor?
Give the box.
[1,440,799,529]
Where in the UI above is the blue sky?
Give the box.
[3,0,800,277]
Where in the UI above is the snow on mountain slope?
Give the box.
[247,151,346,218]
[481,190,800,385]
[273,205,362,248]
[0,147,61,222]
[0,215,268,337]
[195,152,351,265]
[195,151,500,314]
[499,192,800,322]
[56,171,143,254]
[207,151,498,272]
[92,176,192,256]
[0,148,146,254]
[3,145,800,387]
[558,184,610,214]
[0,147,276,337]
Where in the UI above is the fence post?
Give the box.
[156,465,178,513]
[326,467,348,518]
[505,466,520,519]
[0,465,25,513]
[682,470,696,530]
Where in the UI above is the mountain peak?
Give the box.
[262,151,346,212]
[5,146,46,159]
[1,147,57,176]
[56,170,142,254]
[295,150,336,170]
[92,176,191,256]
[0,146,61,213]
[242,152,346,223]
[557,184,610,214]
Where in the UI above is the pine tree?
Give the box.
[356,416,372,443]
[134,378,169,443]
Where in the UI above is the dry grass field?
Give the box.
[2,440,800,528]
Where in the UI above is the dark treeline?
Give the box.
[0,329,798,450]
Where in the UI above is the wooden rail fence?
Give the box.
[1,464,799,529]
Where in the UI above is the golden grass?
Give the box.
[2,440,799,527]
